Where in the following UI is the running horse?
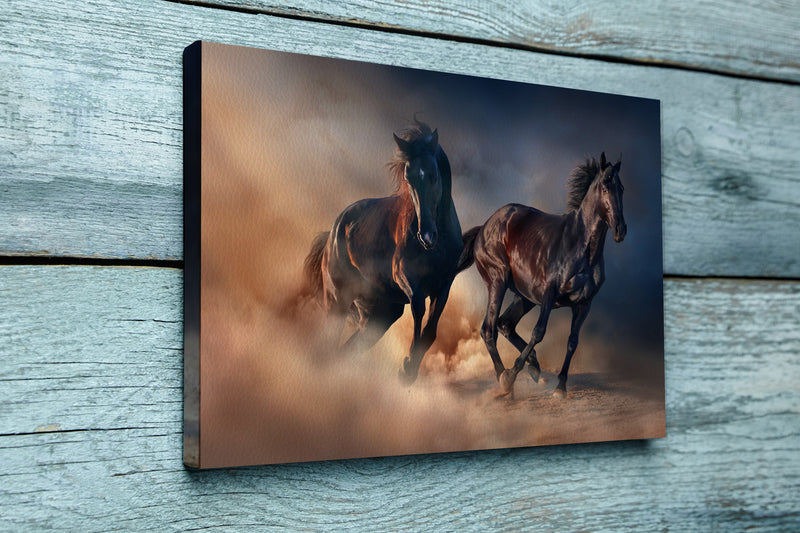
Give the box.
[458,153,626,397]
[303,122,463,383]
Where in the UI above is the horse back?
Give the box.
[476,203,578,304]
[326,194,462,303]
[325,196,405,298]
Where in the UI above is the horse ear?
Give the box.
[429,129,439,151]
[600,152,608,168]
[393,133,410,153]
[613,160,622,172]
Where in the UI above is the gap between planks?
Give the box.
[165,0,800,87]
[0,256,183,269]
[0,258,797,284]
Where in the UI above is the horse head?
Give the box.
[393,127,442,250]
[595,152,627,242]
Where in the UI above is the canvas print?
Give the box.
[183,40,664,468]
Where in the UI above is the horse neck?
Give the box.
[437,182,453,218]
[573,189,608,265]
[435,149,453,217]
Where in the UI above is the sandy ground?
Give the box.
[441,369,665,449]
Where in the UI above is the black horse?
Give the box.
[303,122,463,383]
[458,153,626,397]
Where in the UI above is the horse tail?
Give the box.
[457,226,481,273]
[302,231,329,301]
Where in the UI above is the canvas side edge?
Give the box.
[182,40,203,469]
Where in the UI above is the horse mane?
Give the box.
[566,155,604,211]
[388,121,438,194]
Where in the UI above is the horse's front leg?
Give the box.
[553,301,591,398]
[398,290,428,384]
[500,286,556,394]
[418,282,452,352]
[399,278,454,384]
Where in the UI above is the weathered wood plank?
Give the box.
[1,266,798,530]
[192,0,800,83]
[0,266,183,435]
[1,0,799,276]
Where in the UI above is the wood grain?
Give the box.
[2,0,799,529]
[1,266,798,530]
[189,0,800,83]
[1,0,799,276]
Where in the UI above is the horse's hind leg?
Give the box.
[480,280,510,388]
[502,286,556,392]
[497,295,541,382]
[554,302,591,398]
[342,301,404,355]
[497,295,533,351]
[320,292,351,357]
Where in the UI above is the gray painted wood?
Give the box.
[1,0,800,276]
[3,0,800,530]
[1,266,798,530]
[195,0,800,82]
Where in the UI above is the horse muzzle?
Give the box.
[417,230,438,250]
[613,222,627,243]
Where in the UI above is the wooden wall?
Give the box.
[2,1,798,529]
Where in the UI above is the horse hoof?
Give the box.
[398,370,416,386]
[499,370,515,394]
[398,367,417,385]
[527,365,540,383]
[552,387,566,399]
[398,359,418,385]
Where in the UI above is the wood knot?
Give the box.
[712,173,759,199]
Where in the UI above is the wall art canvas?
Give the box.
[183,40,665,468]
